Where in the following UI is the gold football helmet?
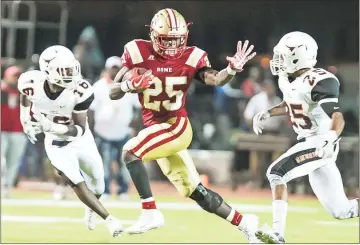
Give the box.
[147,8,191,60]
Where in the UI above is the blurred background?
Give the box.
[1,0,359,200]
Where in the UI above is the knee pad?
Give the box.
[189,184,223,213]
[267,173,287,189]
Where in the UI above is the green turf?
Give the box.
[1,192,359,243]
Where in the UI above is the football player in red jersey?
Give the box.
[110,8,261,242]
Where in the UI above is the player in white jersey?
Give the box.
[18,45,123,237]
[252,32,359,243]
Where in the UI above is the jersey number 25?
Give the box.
[286,103,312,129]
[143,76,187,111]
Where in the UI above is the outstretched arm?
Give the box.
[268,101,287,117]
[197,40,256,87]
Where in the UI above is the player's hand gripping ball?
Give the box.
[121,68,154,93]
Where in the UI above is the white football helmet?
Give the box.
[270,31,318,76]
[39,45,81,89]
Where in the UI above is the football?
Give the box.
[121,67,150,93]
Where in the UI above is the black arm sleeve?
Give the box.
[311,77,339,102]
[194,67,216,83]
[320,102,340,117]
[74,94,94,112]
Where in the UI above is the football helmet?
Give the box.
[39,45,81,89]
[270,31,318,76]
[148,8,191,60]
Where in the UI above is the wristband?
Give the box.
[120,81,131,92]
[226,65,237,75]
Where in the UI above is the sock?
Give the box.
[272,200,288,237]
[226,209,243,226]
[126,159,153,199]
[142,197,157,209]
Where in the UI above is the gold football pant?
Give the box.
[123,116,201,197]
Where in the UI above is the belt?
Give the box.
[52,140,71,147]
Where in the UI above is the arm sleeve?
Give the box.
[311,77,339,102]
[311,77,341,117]
[74,94,94,112]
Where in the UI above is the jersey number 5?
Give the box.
[143,76,187,111]
[286,103,312,129]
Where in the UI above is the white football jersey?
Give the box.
[279,68,340,140]
[18,70,94,141]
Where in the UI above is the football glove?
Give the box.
[21,120,42,144]
[315,130,340,159]
[253,110,270,135]
[121,69,154,92]
[226,40,256,75]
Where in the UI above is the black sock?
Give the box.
[126,159,153,199]
[214,200,233,219]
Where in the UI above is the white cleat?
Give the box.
[256,225,285,244]
[105,215,124,237]
[125,209,165,234]
[238,214,262,243]
[84,207,97,230]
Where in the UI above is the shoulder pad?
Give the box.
[185,46,206,68]
[74,79,94,103]
[124,40,147,65]
[18,70,45,98]
[308,68,339,86]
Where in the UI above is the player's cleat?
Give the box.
[124,209,165,234]
[256,226,285,244]
[84,207,96,230]
[105,215,124,237]
[238,214,261,243]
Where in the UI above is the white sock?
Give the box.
[272,200,288,237]
[141,197,155,203]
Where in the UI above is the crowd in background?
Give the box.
[1,25,359,199]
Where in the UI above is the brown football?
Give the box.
[122,68,149,93]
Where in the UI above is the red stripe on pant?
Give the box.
[130,117,182,155]
[138,118,188,159]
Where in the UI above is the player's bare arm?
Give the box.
[331,112,345,136]
[199,40,256,87]
[109,65,129,100]
[268,101,287,117]
[252,101,287,135]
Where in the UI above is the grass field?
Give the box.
[1,187,359,243]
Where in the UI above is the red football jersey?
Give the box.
[121,39,211,127]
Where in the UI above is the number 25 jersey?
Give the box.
[279,68,340,140]
[121,39,211,127]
